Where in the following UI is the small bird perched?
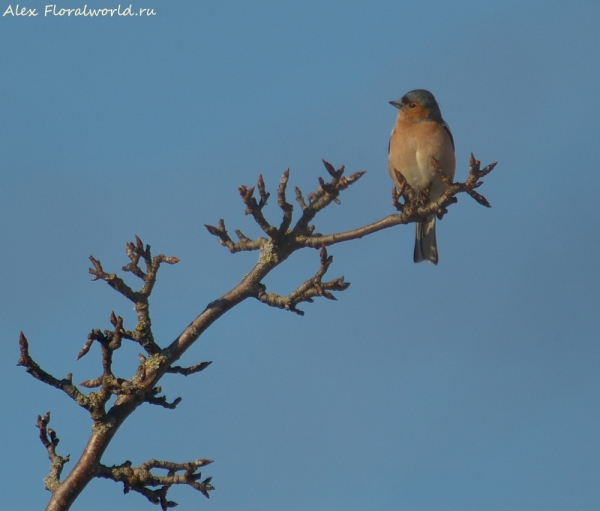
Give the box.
[388,89,456,265]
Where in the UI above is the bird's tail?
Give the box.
[414,215,438,265]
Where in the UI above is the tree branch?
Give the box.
[18,333,92,412]
[238,174,277,238]
[255,245,349,315]
[89,240,178,355]
[145,387,182,409]
[37,412,70,493]
[204,219,264,253]
[277,168,293,236]
[299,155,496,248]
[19,155,496,511]
[166,361,213,376]
[292,160,366,234]
[97,458,214,510]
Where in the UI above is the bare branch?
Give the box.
[123,237,180,296]
[463,153,496,207]
[255,245,349,315]
[145,396,182,410]
[79,377,103,388]
[257,173,270,207]
[74,316,156,415]
[122,236,149,280]
[204,219,264,253]
[98,458,214,510]
[145,387,182,409]
[277,168,293,236]
[89,237,178,355]
[18,333,92,411]
[294,186,307,210]
[37,412,71,493]
[299,155,496,249]
[238,174,277,237]
[89,256,138,302]
[22,155,496,511]
[293,160,366,234]
[166,361,213,376]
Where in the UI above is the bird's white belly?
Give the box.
[404,150,434,191]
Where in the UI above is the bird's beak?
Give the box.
[389,100,402,109]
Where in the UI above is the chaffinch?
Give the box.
[388,89,456,264]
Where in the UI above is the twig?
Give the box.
[204,219,264,253]
[89,237,178,355]
[98,458,214,510]
[18,333,92,412]
[36,412,70,493]
[145,387,182,409]
[293,160,366,234]
[277,168,293,236]
[255,245,349,315]
[166,361,213,376]
[238,175,277,237]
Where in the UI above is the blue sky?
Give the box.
[2,1,600,510]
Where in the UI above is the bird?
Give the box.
[388,89,456,265]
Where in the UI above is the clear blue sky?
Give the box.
[2,1,599,510]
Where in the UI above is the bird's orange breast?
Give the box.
[388,118,455,197]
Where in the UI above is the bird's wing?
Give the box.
[441,121,455,151]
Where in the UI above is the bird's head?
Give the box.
[390,89,443,123]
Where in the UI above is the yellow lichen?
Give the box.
[146,353,167,369]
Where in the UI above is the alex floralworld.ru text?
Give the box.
[3,4,156,16]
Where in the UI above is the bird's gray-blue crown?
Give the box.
[392,89,443,121]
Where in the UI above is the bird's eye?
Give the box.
[409,103,417,108]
